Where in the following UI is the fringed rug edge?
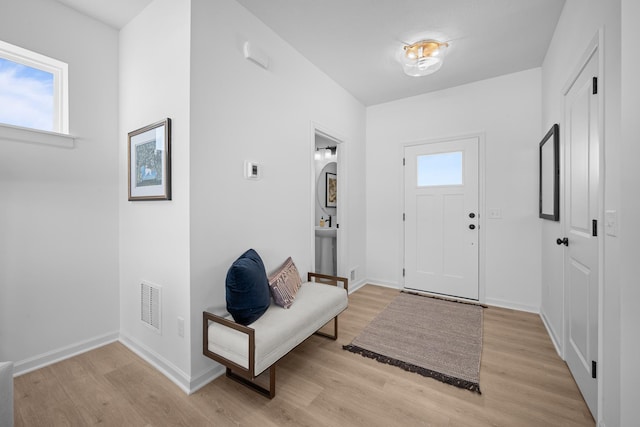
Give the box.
[342,344,481,394]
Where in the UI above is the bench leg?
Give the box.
[225,366,276,399]
[314,315,339,340]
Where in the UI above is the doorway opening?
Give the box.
[313,131,340,276]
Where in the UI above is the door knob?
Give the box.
[556,237,569,246]
[469,224,476,230]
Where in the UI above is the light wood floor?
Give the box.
[14,284,595,426]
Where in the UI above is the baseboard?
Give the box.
[362,282,540,314]
[118,333,226,395]
[347,278,367,294]
[189,364,225,395]
[540,310,563,358]
[362,278,401,290]
[484,297,539,314]
[118,332,192,394]
[13,331,119,377]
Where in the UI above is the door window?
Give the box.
[417,151,463,186]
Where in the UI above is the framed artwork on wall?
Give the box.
[539,123,559,220]
[128,118,172,201]
[325,172,337,208]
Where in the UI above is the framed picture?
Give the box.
[539,123,559,220]
[128,118,171,201]
[325,172,337,208]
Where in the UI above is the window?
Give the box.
[0,40,68,134]
[417,151,463,186]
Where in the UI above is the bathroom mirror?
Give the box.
[317,161,337,217]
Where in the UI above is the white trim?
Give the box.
[346,278,367,294]
[596,29,606,425]
[310,122,348,278]
[400,131,486,303]
[365,278,402,289]
[540,309,563,357]
[13,331,119,377]
[0,122,75,148]
[484,297,539,314]
[0,40,69,134]
[12,330,227,395]
[561,35,599,96]
[118,332,192,394]
[188,365,225,395]
[359,282,540,314]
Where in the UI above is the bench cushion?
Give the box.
[208,281,348,375]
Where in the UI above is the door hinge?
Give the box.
[592,77,598,95]
[592,360,597,379]
[402,268,405,277]
[403,157,405,166]
[403,213,405,221]
[592,219,597,237]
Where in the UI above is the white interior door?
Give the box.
[404,137,479,300]
[563,48,599,418]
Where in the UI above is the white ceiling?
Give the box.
[237,0,566,106]
[53,0,565,106]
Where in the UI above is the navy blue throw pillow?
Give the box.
[226,249,271,325]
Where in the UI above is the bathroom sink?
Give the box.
[315,227,337,238]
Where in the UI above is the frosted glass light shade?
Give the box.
[401,40,448,77]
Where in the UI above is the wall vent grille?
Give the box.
[140,281,161,334]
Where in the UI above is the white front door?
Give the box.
[404,137,479,300]
[563,47,599,418]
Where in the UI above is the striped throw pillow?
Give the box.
[268,257,302,308]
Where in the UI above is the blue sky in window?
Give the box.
[417,152,463,186]
[0,57,54,131]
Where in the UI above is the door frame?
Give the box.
[310,122,347,278]
[400,132,486,303]
[560,29,604,419]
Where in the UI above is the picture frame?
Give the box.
[128,118,172,201]
[325,172,337,208]
[539,123,559,221]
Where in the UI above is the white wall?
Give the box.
[540,1,621,425]
[188,0,367,383]
[620,0,640,424]
[0,0,119,371]
[119,0,192,391]
[366,69,542,311]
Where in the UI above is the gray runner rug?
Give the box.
[343,292,484,393]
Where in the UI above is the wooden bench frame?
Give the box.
[202,272,348,398]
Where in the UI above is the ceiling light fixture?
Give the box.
[400,39,449,77]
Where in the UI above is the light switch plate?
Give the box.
[244,161,261,180]
[605,210,617,236]
[177,316,184,338]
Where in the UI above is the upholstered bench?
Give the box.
[203,272,348,398]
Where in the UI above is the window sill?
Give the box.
[0,123,76,148]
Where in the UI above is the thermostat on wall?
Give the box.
[244,161,261,180]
